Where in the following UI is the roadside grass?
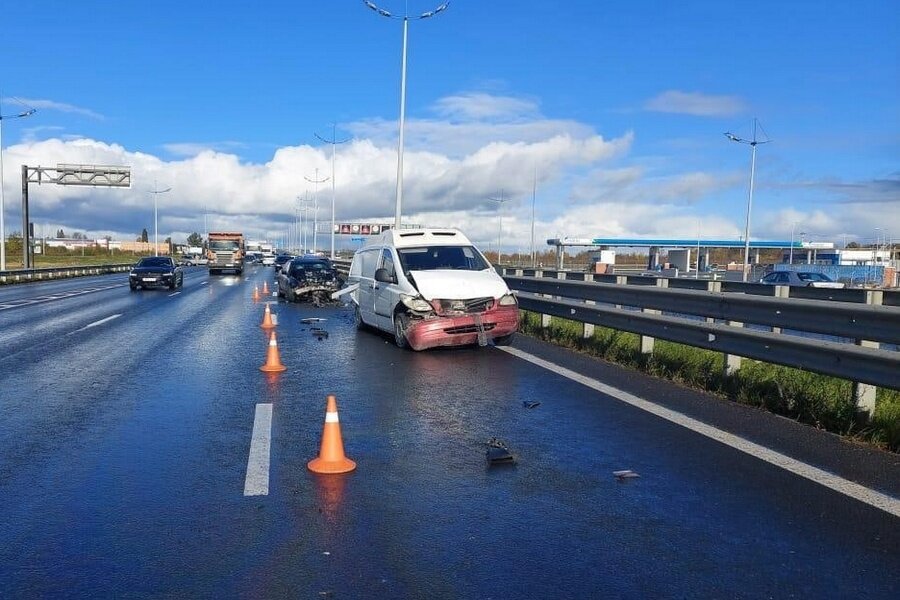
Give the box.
[520,311,900,452]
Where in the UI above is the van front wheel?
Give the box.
[393,314,410,349]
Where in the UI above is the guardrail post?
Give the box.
[705,281,721,323]
[615,275,627,309]
[772,285,790,333]
[581,272,595,338]
[853,290,882,417]
[535,270,551,329]
[640,278,668,354]
[723,320,744,376]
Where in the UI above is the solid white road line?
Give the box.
[244,403,273,497]
[499,346,900,518]
[71,313,122,334]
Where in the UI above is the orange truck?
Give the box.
[207,232,245,275]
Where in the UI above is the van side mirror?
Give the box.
[374,268,394,283]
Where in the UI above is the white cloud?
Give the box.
[162,141,248,157]
[1,90,887,250]
[433,92,540,121]
[16,98,104,120]
[644,90,745,117]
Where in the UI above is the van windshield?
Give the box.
[397,246,488,273]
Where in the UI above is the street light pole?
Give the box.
[364,1,449,229]
[315,124,351,259]
[305,169,330,254]
[725,118,770,282]
[149,180,172,255]
[531,169,537,268]
[488,190,509,265]
[0,96,37,270]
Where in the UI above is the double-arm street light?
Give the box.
[148,180,171,254]
[0,97,37,270]
[315,124,351,259]
[725,118,770,282]
[488,190,509,265]
[364,1,449,229]
[304,169,330,254]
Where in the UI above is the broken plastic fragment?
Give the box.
[613,469,640,479]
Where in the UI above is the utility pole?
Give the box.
[305,169,329,254]
[315,124,351,259]
[488,190,509,265]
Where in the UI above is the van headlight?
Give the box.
[498,293,517,306]
[400,294,433,312]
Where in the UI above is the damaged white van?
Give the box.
[346,228,518,350]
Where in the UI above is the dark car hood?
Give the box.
[132,266,173,274]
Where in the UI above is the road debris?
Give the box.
[486,437,514,464]
[301,317,328,324]
[613,470,640,480]
[522,401,541,409]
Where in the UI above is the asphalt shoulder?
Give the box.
[508,334,900,499]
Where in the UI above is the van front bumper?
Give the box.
[404,304,519,351]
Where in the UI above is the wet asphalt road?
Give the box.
[0,266,898,598]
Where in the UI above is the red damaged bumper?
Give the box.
[404,304,519,351]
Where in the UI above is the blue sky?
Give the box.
[1,0,897,251]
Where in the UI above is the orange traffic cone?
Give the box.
[260,303,275,329]
[259,331,287,372]
[308,395,356,474]
[252,286,260,302]
[262,280,270,295]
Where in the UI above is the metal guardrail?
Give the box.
[0,263,133,284]
[501,269,900,392]
[332,258,352,276]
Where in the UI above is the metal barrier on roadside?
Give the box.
[0,263,133,285]
[501,268,900,416]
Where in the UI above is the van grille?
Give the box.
[444,323,497,335]
[435,297,494,315]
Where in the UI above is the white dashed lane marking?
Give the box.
[244,403,273,496]
[499,346,900,518]
[70,313,122,334]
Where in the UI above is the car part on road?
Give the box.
[613,470,640,480]
[486,438,514,464]
[523,401,541,409]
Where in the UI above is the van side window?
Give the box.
[381,249,395,279]
[360,248,380,277]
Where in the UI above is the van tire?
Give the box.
[393,313,410,349]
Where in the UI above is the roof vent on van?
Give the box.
[399,232,426,237]
[431,232,457,236]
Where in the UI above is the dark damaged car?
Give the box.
[276,257,343,305]
[129,256,184,291]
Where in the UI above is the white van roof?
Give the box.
[363,227,473,249]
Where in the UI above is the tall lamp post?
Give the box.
[149,180,171,255]
[364,1,449,229]
[725,118,770,282]
[305,169,329,254]
[0,97,37,270]
[315,124,351,259]
[488,190,509,265]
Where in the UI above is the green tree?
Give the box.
[141,228,148,243]
[187,232,203,247]
[56,229,65,238]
